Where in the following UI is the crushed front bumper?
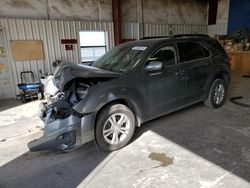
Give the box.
[28,104,96,152]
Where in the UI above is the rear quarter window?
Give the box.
[203,39,227,56]
[177,42,210,63]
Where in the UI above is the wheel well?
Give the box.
[95,99,139,129]
[205,72,230,99]
[215,72,230,85]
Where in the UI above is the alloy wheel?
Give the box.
[213,83,225,105]
[103,113,131,145]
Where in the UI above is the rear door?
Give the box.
[143,43,188,118]
[177,41,212,101]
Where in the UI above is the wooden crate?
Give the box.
[228,51,250,75]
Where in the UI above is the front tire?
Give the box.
[204,78,227,108]
[95,104,136,151]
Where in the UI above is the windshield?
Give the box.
[91,44,148,73]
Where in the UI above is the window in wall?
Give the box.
[79,31,107,63]
[177,42,210,63]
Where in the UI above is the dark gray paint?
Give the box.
[28,36,230,152]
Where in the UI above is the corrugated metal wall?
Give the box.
[0,18,114,97]
[122,23,207,39]
[145,24,207,37]
[207,24,228,37]
[0,18,209,98]
[144,23,170,37]
[171,24,207,35]
[122,23,140,39]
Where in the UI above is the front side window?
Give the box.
[149,45,177,67]
[177,42,210,63]
[91,45,147,73]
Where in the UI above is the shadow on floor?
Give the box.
[0,103,249,187]
[133,102,250,182]
[0,141,109,188]
[0,99,23,112]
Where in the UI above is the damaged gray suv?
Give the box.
[28,34,230,152]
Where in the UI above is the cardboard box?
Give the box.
[224,45,233,52]
[233,43,244,51]
[218,40,225,47]
[215,35,227,41]
[228,51,250,75]
[225,39,234,46]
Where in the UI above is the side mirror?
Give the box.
[145,60,163,72]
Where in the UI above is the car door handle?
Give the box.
[150,72,162,76]
[175,70,185,76]
[205,61,211,66]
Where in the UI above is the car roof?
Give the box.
[124,34,213,47]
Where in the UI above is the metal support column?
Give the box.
[112,0,121,45]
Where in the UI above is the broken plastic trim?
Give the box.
[51,99,91,118]
[57,131,76,150]
[41,99,91,122]
[28,130,77,151]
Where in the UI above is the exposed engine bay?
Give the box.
[47,78,95,105]
[28,62,120,152]
[39,62,120,122]
[41,77,111,120]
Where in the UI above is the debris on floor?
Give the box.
[148,152,173,168]
[0,138,6,142]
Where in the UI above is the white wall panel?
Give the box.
[122,23,139,39]
[144,23,170,37]
[208,24,227,37]
[122,23,207,39]
[171,24,207,35]
[144,23,207,37]
[0,18,114,97]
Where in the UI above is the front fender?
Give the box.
[73,84,145,122]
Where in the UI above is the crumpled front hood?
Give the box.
[53,63,120,91]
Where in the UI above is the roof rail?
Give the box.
[171,34,210,38]
[140,36,170,40]
[140,34,210,40]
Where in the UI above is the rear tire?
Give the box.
[204,78,227,108]
[95,104,135,151]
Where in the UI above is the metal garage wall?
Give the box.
[171,24,207,35]
[0,18,114,97]
[207,24,228,37]
[144,24,207,37]
[122,23,140,39]
[144,23,170,37]
[122,23,207,39]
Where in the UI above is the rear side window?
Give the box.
[177,42,210,62]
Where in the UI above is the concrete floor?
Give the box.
[0,74,250,188]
